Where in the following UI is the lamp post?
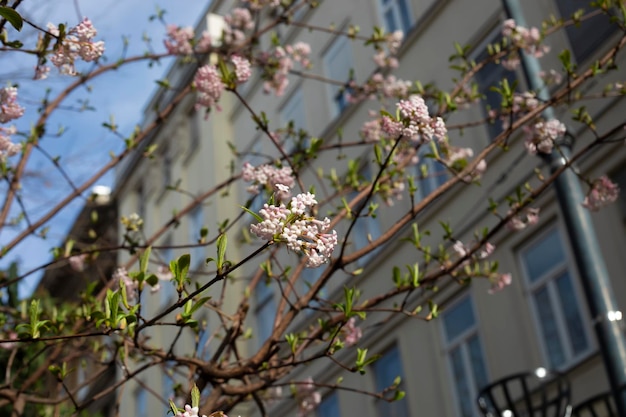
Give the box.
[500,1,626,415]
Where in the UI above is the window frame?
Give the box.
[279,86,308,151]
[323,35,354,119]
[371,343,410,417]
[441,294,490,417]
[316,391,341,417]
[254,278,277,349]
[472,26,519,142]
[554,0,618,64]
[518,225,594,370]
[376,0,414,34]
[349,165,383,266]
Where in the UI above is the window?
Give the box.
[162,371,175,401]
[520,227,591,369]
[197,323,212,360]
[189,206,205,271]
[316,391,341,417]
[301,266,324,314]
[378,0,413,34]
[555,0,617,64]
[280,87,308,150]
[442,295,489,417]
[255,278,277,348]
[413,145,447,199]
[372,344,410,417]
[474,32,518,140]
[324,36,354,118]
[135,385,147,415]
[281,87,307,132]
[350,166,382,266]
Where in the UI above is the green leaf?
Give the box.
[169,400,179,416]
[241,205,263,223]
[393,390,406,401]
[0,6,23,31]
[216,233,227,273]
[139,246,151,273]
[191,384,200,408]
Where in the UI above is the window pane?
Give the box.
[443,297,476,343]
[555,271,589,355]
[282,88,307,132]
[316,391,340,417]
[373,345,410,417]
[533,287,565,368]
[450,347,474,417]
[474,48,517,140]
[256,299,276,344]
[385,9,398,33]
[556,0,616,63]
[325,37,353,117]
[398,0,412,33]
[522,229,565,281]
[467,334,489,391]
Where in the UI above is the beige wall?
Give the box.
[114,0,626,415]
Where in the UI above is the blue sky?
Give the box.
[0,1,210,296]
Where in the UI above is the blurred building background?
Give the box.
[48,0,626,415]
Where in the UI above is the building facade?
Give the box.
[114,0,626,416]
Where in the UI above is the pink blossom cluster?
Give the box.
[46,18,105,76]
[68,254,87,272]
[342,317,363,346]
[582,176,619,212]
[360,116,383,142]
[506,206,540,231]
[150,265,175,294]
[296,377,322,417]
[257,42,311,96]
[194,64,225,111]
[249,188,338,268]
[164,25,212,55]
[242,162,295,197]
[112,267,137,302]
[441,145,487,181]
[0,86,25,123]
[286,42,312,68]
[0,331,18,350]
[524,119,566,155]
[223,8,254,46]
[381,95,447,143]
[241,0,281,10]
[379,178,406,206]
[231,55,252,83]
[0,126,21,160]
[452,240,495,264]
[501,19,550,70]
[372,31,403,68]
[488,273,512,294]
[175,404,209,417]
[539,69,563,86]
[350,74,412,103]
[492,91,541,131]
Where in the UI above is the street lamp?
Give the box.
[476,368,572,417]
